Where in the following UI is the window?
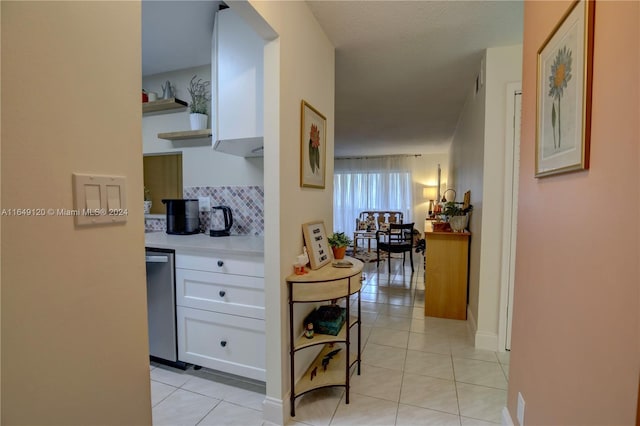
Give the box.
[333,157,413,237]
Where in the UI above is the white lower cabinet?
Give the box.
[176,252,265,381]
[177,306,265,381]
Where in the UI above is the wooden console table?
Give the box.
[286,256,363,417]
[424,231,470,320]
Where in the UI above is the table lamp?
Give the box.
[423,187,438,217]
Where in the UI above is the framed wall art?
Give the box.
[535,0,595,178]
[300,100,327,188]
[302,221,332,269]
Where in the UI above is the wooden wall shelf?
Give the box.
[157,129,212,141]
[142,98,188,114]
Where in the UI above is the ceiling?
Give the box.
[142,1,524,156]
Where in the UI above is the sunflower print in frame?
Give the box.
[548,46,572,150]
[308,123,321,174]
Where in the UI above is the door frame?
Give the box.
[498,82,522,351]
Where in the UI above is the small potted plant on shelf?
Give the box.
[442,201,473,232]
[187,75,211,130]
[328,232,353,260]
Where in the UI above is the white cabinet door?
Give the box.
[214,7,264,142]
[177,306,266,381]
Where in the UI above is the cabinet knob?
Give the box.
[219,290,226,297]
[220,340,227,347]
[217,260,224,267]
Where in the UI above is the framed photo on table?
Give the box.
[302,221,332,270]
[300,100,327,188]
[535,0,594,178]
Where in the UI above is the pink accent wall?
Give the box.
[508,1,639,424]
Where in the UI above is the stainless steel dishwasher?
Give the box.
[145,248,185,368]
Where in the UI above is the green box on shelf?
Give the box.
[304,305,346,336]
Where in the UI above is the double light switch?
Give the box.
[72,173,127,226]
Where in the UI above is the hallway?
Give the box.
[291,255,508,425]
[149,254,508,425]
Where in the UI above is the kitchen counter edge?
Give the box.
[145,232,264,257]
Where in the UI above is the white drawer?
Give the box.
[177,306,265,381]
[176,253,264,277]
[176,268,264,319]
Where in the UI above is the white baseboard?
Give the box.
[502,406,515,425]
[475,330,498,351]
[467,306,499,351]
[262,396,285,426]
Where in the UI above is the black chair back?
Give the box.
[376,222,415,272]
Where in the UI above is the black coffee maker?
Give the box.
[209,206,233,237]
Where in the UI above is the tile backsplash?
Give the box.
[145,185,264,236]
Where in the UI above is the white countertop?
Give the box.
[145,232,264,256]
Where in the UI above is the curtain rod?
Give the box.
[335,154,422,160]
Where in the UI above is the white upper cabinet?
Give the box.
[212,7,264,157]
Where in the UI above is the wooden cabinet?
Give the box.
[212,7,264,157]
[175,252,265,381]
[286,257,364,417]
[424,231,470,320]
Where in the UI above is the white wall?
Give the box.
[143,66,264,187]
[476,45,522,349]
[449,52,487,333]
[242,1,335,423]
[449,45,522,350]
[2,2,151,423]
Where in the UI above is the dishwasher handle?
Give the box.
[145,255,169,263]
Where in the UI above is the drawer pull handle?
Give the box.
[219,290,226,297]
[217,260,224,267]
[220,340,227,347]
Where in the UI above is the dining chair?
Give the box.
[376,222,415,273]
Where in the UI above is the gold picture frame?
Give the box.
[302,221,332,270]
[300,100,327,188]
[535,0,595,177]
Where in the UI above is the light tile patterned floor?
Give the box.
[149,254,509,425]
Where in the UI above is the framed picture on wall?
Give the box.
[302,221,332,269]
[535,0,595,177]
[300,100,327,188]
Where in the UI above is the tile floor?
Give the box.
[149,254,509,425]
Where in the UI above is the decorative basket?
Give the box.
[432,222,451,232]
[449,215,468,232]
[304,305,346,336]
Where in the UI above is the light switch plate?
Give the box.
[72,173,127,226]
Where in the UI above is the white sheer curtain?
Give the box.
[333,156,414,238]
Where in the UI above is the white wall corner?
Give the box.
[502,406,515,426]
[262,396,285,426]
[467,305,478,336]
[475,329,499,351]
[469,305,499,350]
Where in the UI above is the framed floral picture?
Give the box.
[536,0,595,177]
[302,221,332,269]
[300,100,327,188]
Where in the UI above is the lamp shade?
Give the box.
[423,186,437,200]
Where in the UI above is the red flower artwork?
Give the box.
[308,124,321,173]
